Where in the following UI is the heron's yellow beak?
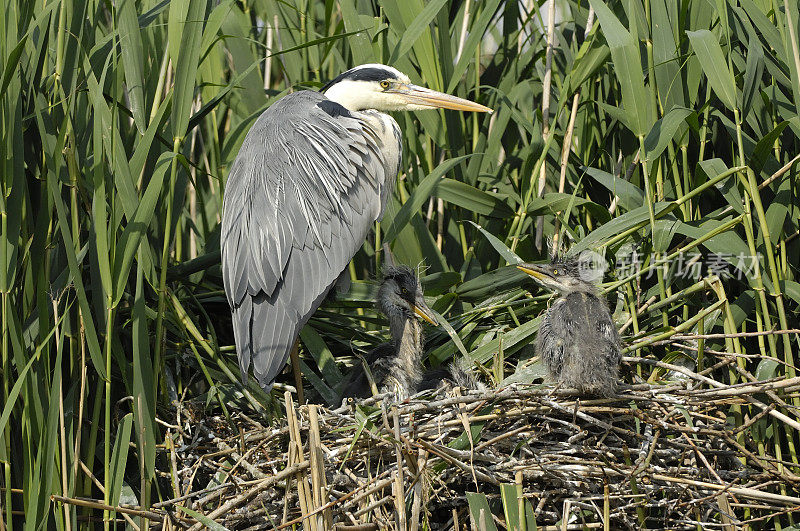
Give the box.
[391,84,493,113]
[412,304,439,326]
[517,264,551,282]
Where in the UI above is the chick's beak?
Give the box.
[412,302,439,326]
[391,83,493,113]
[516,263,553,283]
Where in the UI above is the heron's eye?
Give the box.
[380,80,391,89]
[553,269,559,275]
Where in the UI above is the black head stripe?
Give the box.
[321,67,399,92]
[317,100,353,118]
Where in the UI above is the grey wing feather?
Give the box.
[221,91,396,389]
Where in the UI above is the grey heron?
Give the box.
[221,64,491,391]
[340,265,438,399]
[517,259,621,396]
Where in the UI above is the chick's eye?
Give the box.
[380,80,390,89]
[400,287,410,296]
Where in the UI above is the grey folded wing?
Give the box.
[221,91,394,389]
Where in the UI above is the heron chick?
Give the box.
[341,266,438,399]
[517,259,621,396]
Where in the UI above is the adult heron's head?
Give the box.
[517,259,598,295]
[322,64,492,113]
[377,266,438,326]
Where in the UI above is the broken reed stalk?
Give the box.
[535,0,558,251]
[409,448,427,531]
[309,404,332,529]
[391,407,407,530]
[285,391,315,531]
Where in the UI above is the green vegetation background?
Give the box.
[1,0,799,527]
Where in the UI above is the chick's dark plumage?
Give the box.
[536,290,621,396]
[519,257,621,396]
[341,266,435,399]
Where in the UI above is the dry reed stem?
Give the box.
[309,405,332,528]
[51,496,166,523]
[285,392,315,531]
[535,0,559,251]
[391,407,407,529]
[553,8,595,255]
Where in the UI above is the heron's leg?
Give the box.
[289,339,305,404]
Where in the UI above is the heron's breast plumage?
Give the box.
[353,109,401,219]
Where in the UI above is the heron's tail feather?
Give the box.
[233,274,340,392]
[231,293,301,391]
[231,296,253,383]
[251,293,301,390]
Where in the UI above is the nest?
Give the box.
[89,357,800,530]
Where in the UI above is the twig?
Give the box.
[759,152,800,189]
[649,474,800,505]
[186,461,310,531]
[50,496,165,523]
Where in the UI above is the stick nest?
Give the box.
[144,371,800,530]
